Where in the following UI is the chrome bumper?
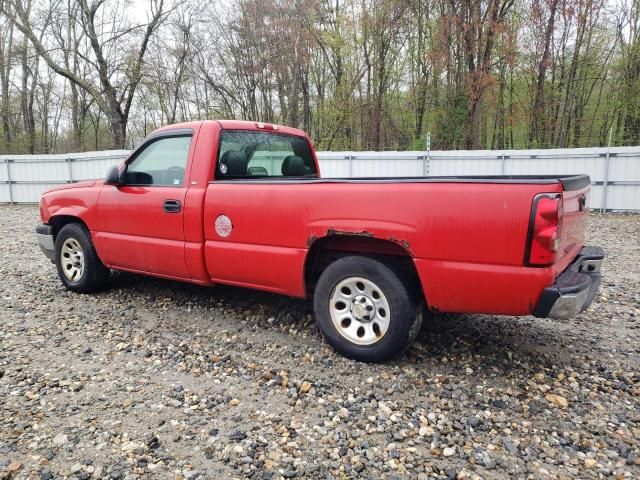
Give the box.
[36,224,56,262]
[534,246,604,319]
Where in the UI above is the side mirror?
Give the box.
[105,165,122,186]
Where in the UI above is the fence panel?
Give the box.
[1,147,639,211]
[430,151,503,176]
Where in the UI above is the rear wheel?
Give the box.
[55,223,109,293]
[313,256,421,362]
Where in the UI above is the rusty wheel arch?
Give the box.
[303,232,423,302]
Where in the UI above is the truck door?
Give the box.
[95,132,193,279]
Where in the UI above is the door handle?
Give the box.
[163,199,182,213]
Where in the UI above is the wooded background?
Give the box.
[0,0,638,154]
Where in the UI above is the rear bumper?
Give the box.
[36,224,56,262]
[533,246,604,319]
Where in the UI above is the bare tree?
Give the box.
[0,14,13,146]
[1,0,173,148]
[0,0,635,154]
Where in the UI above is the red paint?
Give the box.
[95,186,189,278]
[39,120,592,316]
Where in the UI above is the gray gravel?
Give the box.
[1,204,639,480]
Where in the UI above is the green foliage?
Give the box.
[431,94,468,150]
[0,0,638,153]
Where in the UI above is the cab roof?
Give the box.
[154,120,309,138]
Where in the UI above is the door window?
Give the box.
[216,131,317,179]
[124,135,192,186]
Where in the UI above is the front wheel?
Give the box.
[313,256,421,362]
[55,223,110,293]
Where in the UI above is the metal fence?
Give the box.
[1,146,639,211]
[0,150,130,204]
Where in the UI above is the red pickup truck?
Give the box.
[36,120,604,362]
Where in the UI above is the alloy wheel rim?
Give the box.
[329,276,391,346]
[60,237,84,282]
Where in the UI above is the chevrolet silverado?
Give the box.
[36,120,604,362]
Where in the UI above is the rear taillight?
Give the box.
[525,194,562,266]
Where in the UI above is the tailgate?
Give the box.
[556,177,590,272]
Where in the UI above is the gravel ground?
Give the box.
[0,205,639,480]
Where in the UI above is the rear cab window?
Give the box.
[215,130,318,179]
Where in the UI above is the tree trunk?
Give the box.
[529,0,558,147]
[70,83,83,150]
[1,20,13,147]
[109,114,126,150]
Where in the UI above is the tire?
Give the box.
[54,223,109,293]
[313,256,420,362]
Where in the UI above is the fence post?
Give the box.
[418,132,431,177]
[601,127,613,212]
[423,132,431,176]
[501,152,506,175]
[66,157,74,183]
[349,153,354,177]
[5,159,13,204]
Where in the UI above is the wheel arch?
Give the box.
[49,214,90,238]
[303,234,425,303]
[51,216,111,293]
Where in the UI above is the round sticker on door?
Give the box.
[215,214,233,238]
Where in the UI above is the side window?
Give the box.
[216,131,317,179]
[124,135,191,186]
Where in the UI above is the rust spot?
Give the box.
[326,228,374,237]
[388,236,411,252]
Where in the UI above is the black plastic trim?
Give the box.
[36,223,53,236]
[534,289,560,317]
[558,174,590,191]
[533,246,604,318]
[553,271,592,294]
[579,245,606,261]
[35,223,56,262]
[163,199,182,213]
[208,174,589,186]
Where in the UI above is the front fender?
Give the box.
[40,184,101,229]
[41,201,91,227]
